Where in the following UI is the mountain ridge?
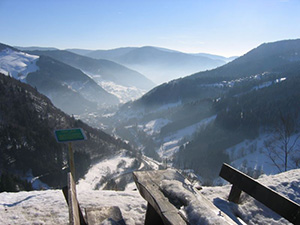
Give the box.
[70,46,233,84]
[1,43,120,114]
[26,49,155,90]
[105,38,300,181]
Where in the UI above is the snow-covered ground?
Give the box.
[201,168,300,224]
[77,150,136,192]
[0,48,39,81]
[226,132,300,175]
[0,189,146,225]
[1,168,299,224]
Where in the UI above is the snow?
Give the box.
[0,48,39,81]
[1,168,300,224]
[157,115,217,158]
[199,73,286,93]
[161,180,232,224]
[276,77,286,83]
[141,155,161,170]
[99,80,146,103]
[0,189,146,225]
[25,170,50,190]
[201,168,300,224]
[251,77,286,91]
[139,118,171,135]
[83,71,146,103]
[77,151,135,192]
[226,132,300,175]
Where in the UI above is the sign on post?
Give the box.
[54,128,87,180]
[55,128,86,143]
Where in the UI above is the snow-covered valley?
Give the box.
[85,73,147,103]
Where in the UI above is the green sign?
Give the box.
[54,128,86,143]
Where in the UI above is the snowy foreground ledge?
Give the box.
[0,189,146,225]
[1,168,300,225]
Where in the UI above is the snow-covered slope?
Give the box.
[77,151,137,192]
[77,150,162,192]
[84,73,147,103]
[0,48,39,81]
[1,168,299,224]
[225,132,300,176]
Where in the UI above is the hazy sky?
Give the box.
[1,0,300,57]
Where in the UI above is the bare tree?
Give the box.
[264,114,300,172]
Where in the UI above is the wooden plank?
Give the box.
[85,206,126,225]
[133,170,187,225]
[133,170,237,225]
[68,173,80,225]
[219,163,300,224]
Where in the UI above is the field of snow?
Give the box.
[0,48,39,81]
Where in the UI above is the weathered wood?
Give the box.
[219,163,300,224]
[63,172,126,225]
[62,173,87,225]
[145,203,164,225]
[133,170,187,225]
[133,169,237,225]
[228,184,242,204]
[68,142,76,180]
[68,173,81,225]
[85,206,126,225]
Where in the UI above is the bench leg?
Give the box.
[228,184,242,204]
[145,203,164,225]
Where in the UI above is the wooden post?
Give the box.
[55,128,87,181]
[68,142,76,180]
[68,173,80,225]
[228,184,242,203]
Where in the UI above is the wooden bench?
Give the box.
[62,173,126,225]
[219,163,300,224]
[133,169,236,225]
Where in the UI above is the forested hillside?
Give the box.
[0,73,134,190]
[105,39,300,182]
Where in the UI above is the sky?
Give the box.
[1,0,300,57]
